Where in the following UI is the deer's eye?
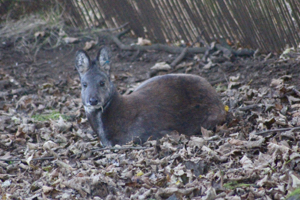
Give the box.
[82,82,87,88]
[100,81,105,87]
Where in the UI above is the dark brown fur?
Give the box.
[75,48,226,146]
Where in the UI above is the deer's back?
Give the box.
[102,74,226,144]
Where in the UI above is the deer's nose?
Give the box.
[89,98,98,106]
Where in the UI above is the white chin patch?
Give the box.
[84,106,95,113]
[84,105,103,113]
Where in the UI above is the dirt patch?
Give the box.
[1,19,300,199]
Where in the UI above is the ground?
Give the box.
[1,19,300,199]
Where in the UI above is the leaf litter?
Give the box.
[1,18,300,200]
[1,63,300,200]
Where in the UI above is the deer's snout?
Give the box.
[89,98,99,106]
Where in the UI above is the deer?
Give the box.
[75,47,226,146]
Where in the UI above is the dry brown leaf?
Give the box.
[240,155,254,170]
[187,136,205,149]
[268,142,290,154]
[55,160,74,171]
[27,142,40,150]
[42,185,53,193]
[43,140,58,151]
[201,127,214,138]
[26,153,34,167]
[244,138,265,148]
[202,146,217,157]
[150,62,171,71]
[203,187,217,200]
[203,60,214,69]
[288,96,300,104]
[228,138,245,146]
[270,78,283,87]
[83,40,97,51]
[51,116,72,133]
[34,31,45,38]
[63,37,79,44]
[16,95,37,109]
[289,171,300,188]
[137,37,151,46]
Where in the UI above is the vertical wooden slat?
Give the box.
[172,0,193,42]
[287,0,300,32]
[80,0,94,26]
[277,0,299,45]
[270,0,291,48]
[177,0,199,41]
[187,0,211,43]
[133,1,164,42]
[195,1,216,41]
[72,0,89,27]
[164,0,186,41]
[181,0,203,40]
[67,0,82,27]
[244,0,267,50]
[152,0,177,41]
[225,1,250,47]
[217,1,241,42]
[85,0,101,26]
[260,0,282,51]
[90,0,106,27]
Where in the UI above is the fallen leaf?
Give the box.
[83,40,97,51]
[63,37,79,44]
[151,62,171,71]
[137,37,151,46]
[34,31,45,38]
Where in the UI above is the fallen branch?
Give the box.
[106,32,207,54]
[99,29,254,58]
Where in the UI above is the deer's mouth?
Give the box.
[84,96,112,114]
[84,104,104,113]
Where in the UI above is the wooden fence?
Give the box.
[65,0,300,53]
[1,0,300,52]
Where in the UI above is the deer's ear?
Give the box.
[75,50,90,76]
[97,46,111,74]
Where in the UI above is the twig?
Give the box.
[91,146,149,152]
[103,22,129,32]
[237,104,261,111]
[170,47,189,68]
[116,28,131,39]
[254,127,300,135]
[0,158,24,162]
[196,33,209,48]
[0,156,58,162]
[293,88,300,97]
[209,78,227,85]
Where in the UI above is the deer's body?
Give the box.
[75,48,226,146]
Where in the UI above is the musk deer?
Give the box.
[75,47,226,146]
